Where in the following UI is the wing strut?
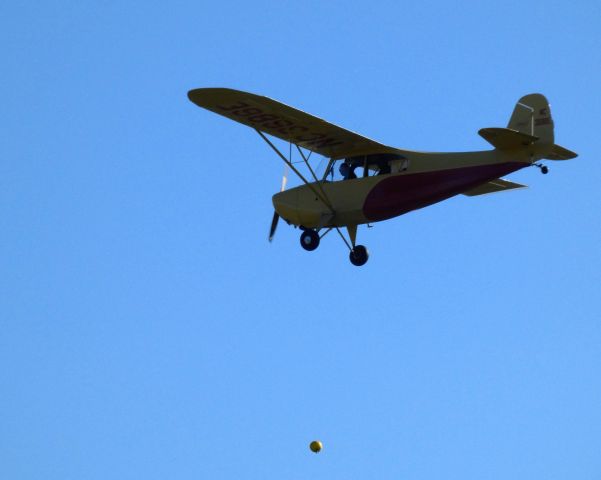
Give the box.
[255,130,335,213]
[295,145,333,212]
[335,228,353,251]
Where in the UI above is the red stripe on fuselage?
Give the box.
[363,162,526,221]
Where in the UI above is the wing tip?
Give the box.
[187,87,262,110]
[187,87,222,105]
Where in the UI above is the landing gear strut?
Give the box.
[300,229,320,251]
[336,225,370,266]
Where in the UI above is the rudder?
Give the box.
[508,93,554,145]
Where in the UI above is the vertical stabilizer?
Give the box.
[508,93,554,146]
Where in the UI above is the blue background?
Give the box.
[2,1,600,479]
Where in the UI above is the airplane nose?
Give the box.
[272,191,299,224]
[273,190,325,228]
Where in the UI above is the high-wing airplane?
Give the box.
[188,88,576,266]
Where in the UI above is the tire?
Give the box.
[300,229,320,251]
[349,245,369,266]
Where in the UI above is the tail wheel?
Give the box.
[349,245,369,266]
[300,229,320,251]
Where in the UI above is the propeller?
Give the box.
[268,166,288,242]
[268,211,280,242]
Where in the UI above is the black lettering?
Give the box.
[217,101,250,111]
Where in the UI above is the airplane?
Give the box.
[188,88,577,266]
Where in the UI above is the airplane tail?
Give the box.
[508,93,554,145]
[479,94,577,160]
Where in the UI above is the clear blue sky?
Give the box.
[2,1,600,479]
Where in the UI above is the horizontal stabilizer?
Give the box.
[479,127,538,150]
[463,178,527,197]
[545,143,578,160]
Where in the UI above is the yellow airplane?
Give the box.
[188,88,576,266]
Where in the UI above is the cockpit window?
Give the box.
[324,154,408,182]
[345,153,408,178]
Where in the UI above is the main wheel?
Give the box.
[300,229,320,251]
[541,165,549,174]
[349,245,369,266]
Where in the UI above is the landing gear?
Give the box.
[300,229,320,251]
[299,225,370,265]
[533,163,549,174]
[349,245,369,266]
[337,225,369,266]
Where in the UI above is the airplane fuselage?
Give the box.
[273,148,533,228]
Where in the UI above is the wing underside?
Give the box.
[545,143,578,160]
[187,88,400,159]
[462,178,527,196]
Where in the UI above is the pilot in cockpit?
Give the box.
[339,162,357,180]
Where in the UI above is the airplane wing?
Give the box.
[462,178,527,196]
[187,88,400,159]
